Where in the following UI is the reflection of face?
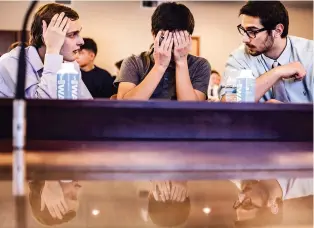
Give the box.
[76,49,95,68]
[59,181,82,212]
[235,182,268,221]
[210,73,221,86]
[60,19,84,62]
[240,15,274,56]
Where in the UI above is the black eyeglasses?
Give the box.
[233,185,263,211]
[233,196,263,211]
[237,24,269,39]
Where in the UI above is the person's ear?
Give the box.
[89,51,95,60]
[273,24,284,38]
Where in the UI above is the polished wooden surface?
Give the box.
[0,99,312,141]
[0,140,312,180]
[0,99,312,180]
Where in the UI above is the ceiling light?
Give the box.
[203,207,211,214]
[92,209,100,216]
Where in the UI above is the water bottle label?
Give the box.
[57,73,80,99]
[223,85,237,102]
[237,78,255,102]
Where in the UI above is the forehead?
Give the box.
[79,49,90,54]
[67,19,82,32]
[211,73,220,77]
[236,207,258,221]
[240,15,263,29]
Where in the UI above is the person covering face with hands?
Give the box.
[150,181,189,203]
[114,2,210,101]
[148,181,191,227]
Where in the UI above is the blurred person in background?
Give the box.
[76,38,116,98]
[207,69,221,102]
[109,59,124,100]
[114,59,123,79]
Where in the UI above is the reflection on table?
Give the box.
[0,178,312,228]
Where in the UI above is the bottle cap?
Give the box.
[239,70,254,78]
[61,62,75,70]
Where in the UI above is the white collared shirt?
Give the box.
[278,178,313,200]
[221,36,313,103]
[0,46,92,99]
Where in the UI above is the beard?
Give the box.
[246,35,274,57]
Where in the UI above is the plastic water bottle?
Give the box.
[222,70,238,102]
[57,62,80,99]
[236,70,255,102]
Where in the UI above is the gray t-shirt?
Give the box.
[114,51,210,100]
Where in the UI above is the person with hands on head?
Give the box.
[29,180,82,226]
[0,3,92,99]
[148,181,190,227]
[151,181,189,202]
[221,1,312,103]
[40,181,69,220]
[151,181,171,203]
[114,2,210,101]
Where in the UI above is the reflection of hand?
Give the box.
[170,181,188,202]
[151,181,171,202]
[42,12,70,54]
[41,181,68,219]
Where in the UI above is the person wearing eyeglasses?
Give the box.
[232,178,313,226]
[221,1,313,103]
